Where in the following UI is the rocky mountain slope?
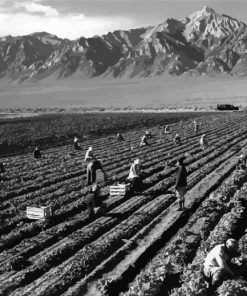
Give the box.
[1,6,247,82]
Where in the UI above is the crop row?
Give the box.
[169,182,247,296]
[4,139,247,296]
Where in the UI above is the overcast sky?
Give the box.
[0,0,246,39]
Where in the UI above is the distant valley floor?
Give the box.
[0,75,246,109]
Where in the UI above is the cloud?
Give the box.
[14,1,59,16]
[0,11,136,39]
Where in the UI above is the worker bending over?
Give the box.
[199,134,208,150]
[85,147,107,185]
[140,135,150,147]
[74,137,82,150]
[34,147,41,159]
[127,159,143,194]
[174,133,181,146]
[203,238,244,289]
[116,133,124,142]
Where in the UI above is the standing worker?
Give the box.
[33,146,41,159]
[0,162,5,185]
[199,134,208,151]
[85,146,95,162]
[203,239,243,289]
[74,137,82,151]
[127,159,143,194]
[193,120,198,135]
[175,156,188,210]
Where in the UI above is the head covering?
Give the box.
[74,137,78,142]
[134,159,140,165]
[239,154,244,159]
[92,183,99,192]
[35,146,39,150]
[226,238,239,252]
[88,147,93,151]
[178,156,186,165]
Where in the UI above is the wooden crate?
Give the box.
[26,206,52,220]
[110,184,130,196]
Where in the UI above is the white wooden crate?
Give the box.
[26,206,52,220]
[110,184,130,196]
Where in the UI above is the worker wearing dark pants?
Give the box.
[87,184,106,219]
[87,160,106,185]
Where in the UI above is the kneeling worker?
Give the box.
[203,238,242,288]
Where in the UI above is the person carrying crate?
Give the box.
[33,146,41,159]
[127,159,143,194]
[87,183,106,219]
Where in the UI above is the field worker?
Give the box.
[203,239,242,288]
[174,133,181,146]
[33,146,41,159]
[145,130,152,139]
[116,133,124,142]
[140,135,150,147]
[175,156,188,210]
[236,154,246,170]
[85,146,95,163]
[193,120,198,134]
[199,134,208,150]
[0,162,5,183]
[127,159,143,194]
[73,137,82,151]
[87,159,107,185]
[87,183,106,219]
[164,125,170,134]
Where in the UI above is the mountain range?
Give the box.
[1,6,247,83]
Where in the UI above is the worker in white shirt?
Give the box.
[140,135,150,147]
[85,147,95,162]
[203,239,241,288]
[127,159,143,194]
[174,133,181,146]
[199,134,208,150]
[74,137,82,150]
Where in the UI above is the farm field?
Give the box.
[1,111,247,296]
